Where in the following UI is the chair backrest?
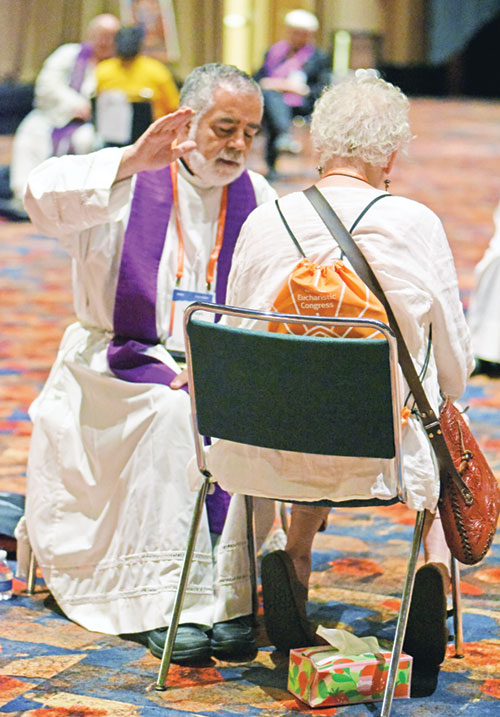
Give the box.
[184,303,403,468]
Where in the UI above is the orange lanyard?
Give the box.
[170,162,228,290]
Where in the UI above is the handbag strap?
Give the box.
[303,184,473,505]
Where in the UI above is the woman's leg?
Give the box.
[284,504,331,588]
[422,508,451,585]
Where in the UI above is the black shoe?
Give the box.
[210,615,256,659]
[471,358,500,377]
[0,197,30,222]
[261,550,316,652]
[403,563,449,666]
[147,623,211,662]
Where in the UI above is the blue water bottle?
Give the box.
[0,549,13,600]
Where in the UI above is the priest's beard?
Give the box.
[185,147,245,187]
[184,124,245,187]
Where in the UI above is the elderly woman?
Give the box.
[200,73,474,665]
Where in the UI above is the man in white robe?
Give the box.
[467,199,500,372]
[19,63,277,662]
[10,14,120,199]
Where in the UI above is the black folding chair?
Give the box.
[155,303,463,716]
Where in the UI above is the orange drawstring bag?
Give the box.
[268,199,388,338]
[269,257,388,338]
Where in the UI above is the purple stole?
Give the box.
[52,43,93,155]
[107,164,257,533]
[263,41,315,107]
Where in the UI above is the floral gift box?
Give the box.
[288,645,412,708]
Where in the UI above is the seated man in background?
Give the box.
[95,25,179,145]
[9,13,120,199]
[254,9,331,178]
[18,63,277,663]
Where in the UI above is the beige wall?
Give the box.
[327,0,383,33]
[382,0,426,65]
[0,0,426,85]
[0,0,121,83]
[171,0,223,81]
[319,0,426,66]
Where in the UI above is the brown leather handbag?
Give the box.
[439,399,500,563]
[304,185,500,565]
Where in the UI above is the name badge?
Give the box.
[168,288,215,353]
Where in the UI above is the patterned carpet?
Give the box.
[1,98,500,715]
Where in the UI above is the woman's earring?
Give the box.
[316,165,323,176]
[384,178,391,191]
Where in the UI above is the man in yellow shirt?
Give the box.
[96,25,179,142]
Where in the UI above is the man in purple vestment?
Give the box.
[22,64,277,664]
[10,14,121,199]
[254,10,331,179]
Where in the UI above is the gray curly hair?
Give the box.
[180,63,262,115]
[311,73,413,168]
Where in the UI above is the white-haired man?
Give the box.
[19,64,277,662]
[10,14,121,199]
[255,9,331,177]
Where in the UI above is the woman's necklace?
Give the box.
[320,167,371,185]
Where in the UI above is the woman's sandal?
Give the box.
[403,562,449,666]
[261,549,316,652]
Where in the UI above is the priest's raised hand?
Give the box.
[116,106,196,181]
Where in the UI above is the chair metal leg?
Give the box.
[155,476,211,691]
[380,510,425,717]
[450,557,464,658]
[26,545,37,595]
[244,495,258,622]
